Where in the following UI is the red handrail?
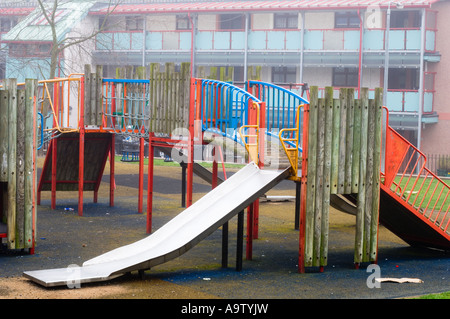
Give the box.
[383,107,450,234]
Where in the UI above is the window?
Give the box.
[8,43,52,58]
[335,11,360,28]
[332,67,358,87]
[0,17,17,32]
[388,68,419,90]
[176,15,191,30]
[126,16,144,31]
[274,13,298,29]
[219,14,244,30]
[272,67,296,84]
[390,11,421,28]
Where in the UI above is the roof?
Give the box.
[90,0,442,15]
[2,0,95,43]
[0,7,34,16]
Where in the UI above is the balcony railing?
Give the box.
[96,30,192,51]
[95,28,436,52]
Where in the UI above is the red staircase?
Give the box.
[382,110,449,250]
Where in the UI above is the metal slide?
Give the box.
[24,163,290,287]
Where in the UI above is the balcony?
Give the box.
[96,30,192,51]
[95,28,436,53]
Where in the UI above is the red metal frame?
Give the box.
[383,107,450,236]
[138,137,145,214]
[147,132,154,233]
[298,102,310,274]
[110,134,115,207]
[78,77,85,216]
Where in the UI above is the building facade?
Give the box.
[1,0,449,156]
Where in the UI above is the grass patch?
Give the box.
[415,291,450,299]
[392,175,450,211]
[116,156,246,169]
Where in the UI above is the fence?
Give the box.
[0,79,37,251]
[425,154,450,177]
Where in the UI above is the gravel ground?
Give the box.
[1,157,449,306]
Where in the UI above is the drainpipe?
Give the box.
[417,8,426,150]
[142,15,146,67]
[358,9,363,99]
[299,11,305,84]
[383,4,391,106]
[244,12,249,83]
[188,13,196,77]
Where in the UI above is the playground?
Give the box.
[0,63,449,299]
[1,157,449,299]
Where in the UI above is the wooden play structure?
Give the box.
[299,86,383,271]
[1,64,448,278]
[0,79,38,253]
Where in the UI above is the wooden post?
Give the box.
[96,66,103,126]
[25,79,37,250]
[78,77,86,216]
[6,79,17,249]
[344,88,355,194]
[352,99,362,194]
[330,97,340,195]
[16,89,26,249]
[84,65,91,126]
[0,90,8,232]
[320,87,333,268]
[355,88,369,265]
[370,88,383,263]
[313,98,325,267]
[337,88,347,194]
[0,91,8,183]
[304,86,318,267]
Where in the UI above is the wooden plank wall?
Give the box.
[303,86,383,268]
[148,63,191,135]
[86,63,257,136]
[0,79,37,250]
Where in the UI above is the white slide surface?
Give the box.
[24,163,290,287]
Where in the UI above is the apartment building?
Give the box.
[1,0,449,156]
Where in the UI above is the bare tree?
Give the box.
[36,0,120,79]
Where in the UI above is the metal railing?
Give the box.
[194,78,261,143]
[383,107,450,235]
[248,80,309,151]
